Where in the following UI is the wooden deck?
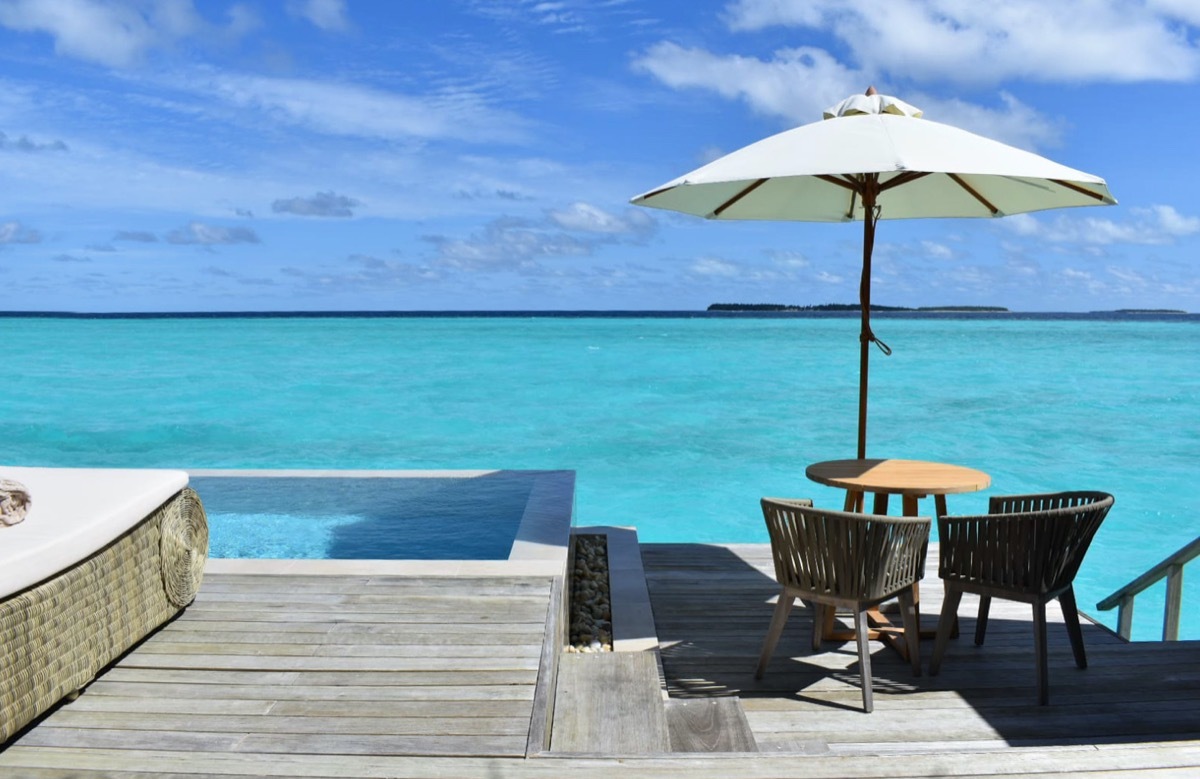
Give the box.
[0,572,561,771]
[643,543,1200,763]
[2,544,1199,778]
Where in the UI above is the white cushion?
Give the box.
[0,466,188,600]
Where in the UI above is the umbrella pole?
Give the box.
[857,181,880,461]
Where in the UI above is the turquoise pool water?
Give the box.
[2,313,1197,640]
[190,473,534,560]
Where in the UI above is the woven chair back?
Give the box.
[938,491,1113,598]
[761,498,930,602]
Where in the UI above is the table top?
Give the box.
[805,458,991,496]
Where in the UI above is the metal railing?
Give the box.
[1096,534,1200,641]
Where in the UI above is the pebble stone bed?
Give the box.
[566,534,612,652]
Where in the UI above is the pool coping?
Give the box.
[191,469,574,578]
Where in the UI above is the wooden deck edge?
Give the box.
[526,574,566,757]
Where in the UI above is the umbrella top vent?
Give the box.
[824,89,923,120]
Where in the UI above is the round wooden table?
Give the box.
[806,457,991,517]
[804,458,991,655]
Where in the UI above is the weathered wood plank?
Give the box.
[83,681,535,702]
[46,711,529,737]
[115,653,540,672]
[4,743,1200,778]
[135,640,540,658]
[175,608,547,624]
[149,626,542,645]
[665,698,757,753]
[551,652,670,754]
[14,728,524,757]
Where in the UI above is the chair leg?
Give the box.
[811,603,827,652]
[896,587,921,677]
[929,587,963,676]
[1059,587,1088,669]
[1033,601,1050,706]
[755,591,795,679]
[854,608,874,713]
[974,595,992,646]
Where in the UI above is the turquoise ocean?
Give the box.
[2,312,1197,641]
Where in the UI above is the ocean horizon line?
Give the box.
[0,308,1194,320]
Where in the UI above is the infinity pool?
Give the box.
[190,470,574,561]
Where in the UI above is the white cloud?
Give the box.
[287,0,348,32]
[635,1,1197,153]
[1006,205,1200,246]
[912,92,1064,151]
[272,191,361,218]
[921,240,956,260]
[690,257,741,277]
[427,203,659,270]
[548,202,655,236]
[204,73,532,145]
[165,221,259,245]
[0,220,41,243]
[0,130,68,152]
[632,43,1061,149]
[723,0,1200,84]
[634,42,858,126]
[1149,0,1200,26]
[114,230,158,242]
[425,218,592,270]
[768,249,809,268]
[0,0,254,68]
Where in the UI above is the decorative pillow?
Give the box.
[0,479,31,526]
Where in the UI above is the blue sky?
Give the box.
[1,0,1198,312]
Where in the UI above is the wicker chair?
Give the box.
[756,498,931,713]
[929,491,1114,705]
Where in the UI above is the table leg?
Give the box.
[868,495,933,659]
[872,492,889,515]
[842,490,863,513]
[935,494,948,519]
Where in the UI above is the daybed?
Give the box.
[0,466,208,742]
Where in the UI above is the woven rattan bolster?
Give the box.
[0,487,208,743]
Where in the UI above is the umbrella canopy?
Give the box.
[632,88,1116,460]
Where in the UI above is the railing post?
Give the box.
[1163,564,1183,642]
[1117,595,1134,642]
[1096,533,1198,642]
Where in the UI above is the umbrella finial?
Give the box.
[865,85,878,96]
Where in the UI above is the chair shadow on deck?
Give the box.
[642,542,1200,745]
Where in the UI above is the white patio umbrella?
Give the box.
[632,88,1116,460]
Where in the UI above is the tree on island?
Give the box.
[707,303,1009,312]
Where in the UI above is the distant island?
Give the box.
[708,303,1010,313]
[1106,309,1189,315]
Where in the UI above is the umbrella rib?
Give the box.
[947,173,999,215]
[1051,179,1109,202]
[633,185,676,203]
[816,174,862,219]
[879,171,931,191]
[816,174,858,192]
[712,178,769,217]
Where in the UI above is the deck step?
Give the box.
[665,697,759,752]
[549,651,669,753]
